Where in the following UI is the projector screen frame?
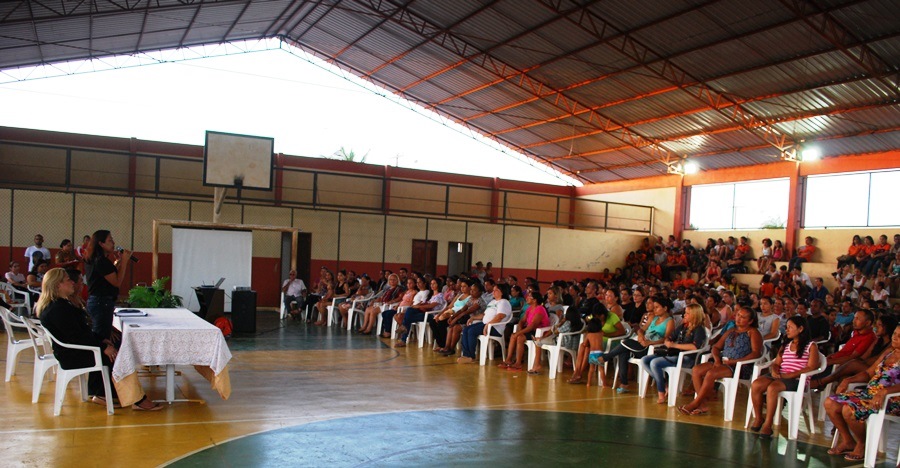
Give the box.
[151,219,301,282]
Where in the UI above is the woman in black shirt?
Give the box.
[84,230,130,341]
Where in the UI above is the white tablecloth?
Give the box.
[112,308,232,404]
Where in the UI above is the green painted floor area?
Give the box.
[167,410,845,467]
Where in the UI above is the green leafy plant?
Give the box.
[324,146,369,163]
[127,277,183,308]
[760,217,785,229]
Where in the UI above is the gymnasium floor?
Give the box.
[0,312,894,467]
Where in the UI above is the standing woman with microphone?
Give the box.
[85,230,131,341]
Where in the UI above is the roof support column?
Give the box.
[383,165,392,215]
[274,153,284,206]
[128,137,137,196]
[672,175,685,241]
[568,186,577,229]
[785,162,802,257]
[490,177,500,223]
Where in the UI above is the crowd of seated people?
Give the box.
[284,232,899,455]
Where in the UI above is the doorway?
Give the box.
[281,232,312,285]
[412,239,437,276]
[447,241,472,277]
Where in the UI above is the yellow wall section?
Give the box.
[339,212,385,263]
[448,186,491,218]
[133,198,190,253]
[384,216,426,264]
[134,157,157,193]
[13,190,73,247]
[0,144,67,187]
[582,186,675,236]
[317,174,381,209]
[74,194,133,249]
[573,199,607,229]
[243,205,292,257]
[280,171,315,205]
[467,222,503,265]
[295,209,339,261]
[538,228,644,272]
[391,180,444,214]
[502,225,539,270]
[427,219,467,267]
[158,159,205,196]
[70,150,129,191]
[505,192,557,225]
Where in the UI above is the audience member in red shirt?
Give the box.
[825,310,877,367]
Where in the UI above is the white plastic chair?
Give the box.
[279,292,289,320]
[326,297,348,327]
[696,352,767,421]
[388,306,410,340]
[829,383,900,468]
[477,313,514,366]
[541,328,582,380]
[410,303,443,348]
[525,314,560,370]
[663,327,712,406]
[20,318,58,403]
[752,348,828,439]
[816,343,846,422]
[762,332,781,353]
[345,295,374,331]
[41,328,114,416]
[0,282,31,317]
[604,323,632,376]
[0,306,33,382]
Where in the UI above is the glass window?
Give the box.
[868,171,900,226]
[689,179,789,230]
[804,170,900,228]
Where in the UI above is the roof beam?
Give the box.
[777,0,899,98]
[535,0,798,161]
[134,0,151,52]
[361,0,502,80]
[25,0,44,63]
[566,98,898,170]
[464,0,868,124]
[330,0,417,62]
[529,70,894,152]
[395,0,607,94]
[220,0,253,43]
[177,1,202,48]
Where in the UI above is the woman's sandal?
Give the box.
[843,453,864,461]
[678,405,692,416]
[567,377,583,384]
[826,447,851,456]
[497,362,511,369]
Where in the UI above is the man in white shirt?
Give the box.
[24,234,50,272]
[791,266,814,289]
[282,270,307,319]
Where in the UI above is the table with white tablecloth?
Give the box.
[112,308,232,406]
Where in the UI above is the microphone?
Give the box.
[115,246,139,263]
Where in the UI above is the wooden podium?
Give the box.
[193,286,224,322]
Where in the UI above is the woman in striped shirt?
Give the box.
[748,315,820,438]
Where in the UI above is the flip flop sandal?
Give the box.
[843,454,864,461]
[678,405,692,416]
[826,448,850,456]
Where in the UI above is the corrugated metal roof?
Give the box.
[0,0,896,185]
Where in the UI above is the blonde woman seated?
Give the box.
[358,274,403,335]
[37,268,161,411]
[749,315,819,438]
[679,307,762,415]
[640,303,707,404]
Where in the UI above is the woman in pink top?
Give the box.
[749,315,820,438]
[499,291,550,371]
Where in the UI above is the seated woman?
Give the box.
[379,278,418,338]
[700,261,721,286]
[499,290,549,371]
[604,288,623,320]
[530,305,584,373]
[398,277,446,347]
[6,261,28,290]
[508,285,524,314]
[812,315,897,390]
[749,316,819,438]
[757,296,781,341]
[312,270,335,325]
[430,280,471,352]
[545,286,566,318]
[457,284,511,364]
[837,235,863,269]
[55,239,81,269]
[591,295,675,392]
[640,303,707,404]
[441,281,487,356]
[359,274,403,335]
[36,268,161,411]
[315,270,349,326]
[678,306,762,415]
[825,326,900,462]
[337,274,372,327]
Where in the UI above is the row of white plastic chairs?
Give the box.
[279,293,897,467]
[1,306,115,416]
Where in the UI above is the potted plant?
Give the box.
[127,276,183,308]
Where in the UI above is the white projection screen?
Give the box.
[172,228,252,312]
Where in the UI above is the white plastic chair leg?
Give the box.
[547,350,560,379]
[32,358,58,403]
[477,336,489,366]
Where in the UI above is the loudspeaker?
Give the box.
[231,290,257,333]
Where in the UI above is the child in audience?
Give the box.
[772,240,785,262]
[569,312,605,386]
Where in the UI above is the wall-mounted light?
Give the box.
[801,146,821,161]
[668,158,700,175]
[683,160,700,174]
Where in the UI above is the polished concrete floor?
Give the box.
[0,312,895,467]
